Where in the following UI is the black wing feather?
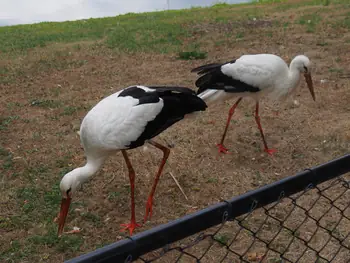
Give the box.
[122,86,207,149]
[147,86,196,95]
[191,59,260,95]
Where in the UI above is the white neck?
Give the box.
[74,157,105,184]
[287,64,301,90]
[273,61,301,100]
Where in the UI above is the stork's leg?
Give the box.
[144,140,170,222]
[217,97,243,154]
[120,150,141,236]
[254,102,277,155]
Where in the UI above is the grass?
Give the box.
[1,0,350,262]
[298,13,322,32]
[178,50,208,60]
[0,0,346,56]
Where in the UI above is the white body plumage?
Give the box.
[80,87,163,157]
[195,54,312,106]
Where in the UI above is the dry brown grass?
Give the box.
[1,0,350,262]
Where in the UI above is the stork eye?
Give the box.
[303,66,308,72]
[66,188,71,196]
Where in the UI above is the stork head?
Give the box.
[57,169,83,236]
[291,55,315,101]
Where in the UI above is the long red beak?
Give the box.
[304,72,315,101]
[57,197,72,236]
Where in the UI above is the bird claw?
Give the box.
[120,221,141,236]
[265,148,277,155]
[144,197,153,223]
[216,144,231,154]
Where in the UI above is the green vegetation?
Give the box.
[178,50,208,60]
[0,0,348,56]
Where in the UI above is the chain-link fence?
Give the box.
[66,154,350,263]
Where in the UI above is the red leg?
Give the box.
[120,150,141,236]
[254,102,276,155]
[217,98,243,154]
[144,140,170,222]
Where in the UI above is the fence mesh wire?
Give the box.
[135,174,350,263]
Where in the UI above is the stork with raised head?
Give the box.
[191,54,315,155]
[57,85,207,236]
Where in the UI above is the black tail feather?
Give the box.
[148,86,196,95]
[191,59,236,75]
[191,63,223,74]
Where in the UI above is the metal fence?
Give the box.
[65,154,350,263]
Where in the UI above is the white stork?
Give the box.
[191,54,315,155]
[57,85,207,236]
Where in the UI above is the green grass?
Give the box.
[214,233,230,246]
[298,13,322,33]
[0,115,19,130]
[1,0,348,56]
[61,106,81,116]
[178,50,207,60]
[0,147,13,170]
[30,99,63,108]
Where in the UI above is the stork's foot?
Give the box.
[120,220,141,236]
[216,143,231,154]
[144,196,154,223]
[264,148,277,155]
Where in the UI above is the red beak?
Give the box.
[57,197,72,236]
[304,72,315,101]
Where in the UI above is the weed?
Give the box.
[0,240,36,263]
[329,67,343,73]
[28,224,83,252]
[108,191,121,200]
[211,2,231,8]
[178,50,207,60]
[56,155,73,168]
[16,187,41,214]
[0,115,19,130]
[214,233,230,246]
[323,0,330,6]
[82,212,102,227]
[236,32,244,39]
[0,147,13,170]
[30,99,62,108]
[335,16,350,29]
[206,178,218,183]
[316,41,328,46]
[61,106,80,116]
[7,102,21,109]
[56,235,84,253]
[298,13,322,33]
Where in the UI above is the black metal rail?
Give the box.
[65,153,350,263]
